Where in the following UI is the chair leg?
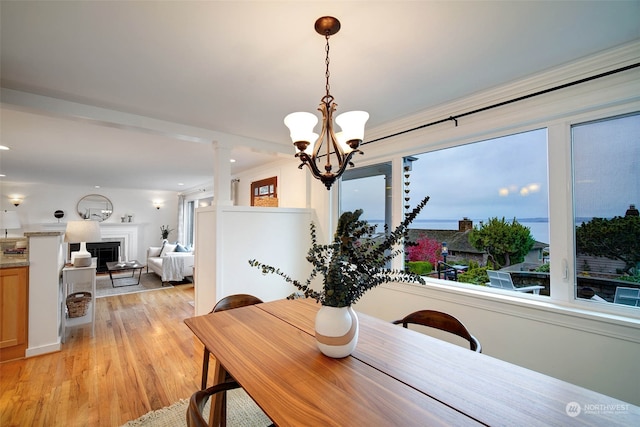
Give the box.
[220,391,227,427]
[201,348,210,390]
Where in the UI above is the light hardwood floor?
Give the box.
[0,284,205,427]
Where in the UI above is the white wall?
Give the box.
[233,157,307,208]
[26,232,64,357]
[0,182,180,261]
[194,205,314,315]
[232,157,334,241]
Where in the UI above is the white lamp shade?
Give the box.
[335,110,369,142]
[335,131,352,154]
[64,220,102,243]
[1,210,22,230]
[65,220,101,267]
[284,112,318,146]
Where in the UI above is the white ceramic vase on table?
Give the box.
[314,305,359,358]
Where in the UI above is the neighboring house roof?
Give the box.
[408,229,483,254]
[408,228,548,254]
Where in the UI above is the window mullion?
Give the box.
[547,123,573,303]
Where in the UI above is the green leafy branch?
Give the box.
[249,196,430,307]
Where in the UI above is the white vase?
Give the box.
[314,305,359,358]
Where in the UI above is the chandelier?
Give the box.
[284,16,369,190]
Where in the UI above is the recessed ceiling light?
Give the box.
[230,159,236,163]
[178,183,184,186]
[0,174,5,177]
[0,145,10,150]
[94,185,101,189]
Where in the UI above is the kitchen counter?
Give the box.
[0,259,30,268]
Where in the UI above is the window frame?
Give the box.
[338,107,640,321]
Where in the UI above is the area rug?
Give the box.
[120,388,272,427]
[95,271,172,298]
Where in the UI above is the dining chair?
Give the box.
[201,294,264,389]
[187,380,242,427]
[392,310,482,353]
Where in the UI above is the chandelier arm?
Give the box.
[330,150,360,180]
[324,102,347,165]
[296,152,336,189]
[314,100,346,173]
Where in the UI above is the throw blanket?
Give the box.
[162,255,186,282]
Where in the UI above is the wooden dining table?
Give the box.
[184,298,639,426]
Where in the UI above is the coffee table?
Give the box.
[105,260,144,287]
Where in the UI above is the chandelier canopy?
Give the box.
[284,16,369,190]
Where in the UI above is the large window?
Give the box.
[572,113,640,306]
[340,129,550,294]
[184,200,196,248]
[340,162,392,230]
[182,195,213,249]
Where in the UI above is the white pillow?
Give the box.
[160,244,177,257]
[148,246,162,257]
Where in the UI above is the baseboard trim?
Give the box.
[26,342,61,358]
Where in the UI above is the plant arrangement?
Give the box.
[160,225,174,240]
[249,196,430,307]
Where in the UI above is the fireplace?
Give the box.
[69,241,120,272]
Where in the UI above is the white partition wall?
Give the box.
[194,206,314,315]
[25,232,64,357]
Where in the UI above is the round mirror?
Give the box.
[77,194,113,222]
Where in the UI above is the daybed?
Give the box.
[146,243,194,283]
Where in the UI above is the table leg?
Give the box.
[208,359,228,427]
[109,271,115,287]
[136,268,142,285]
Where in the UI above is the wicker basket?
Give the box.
[66,292,92,318]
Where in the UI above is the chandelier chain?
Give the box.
[324,34,331,100]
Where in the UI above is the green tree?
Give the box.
[575,215,640,274]
[468,217,535,268]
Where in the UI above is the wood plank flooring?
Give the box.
[0,284,205,427]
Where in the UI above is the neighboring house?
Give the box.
[408,218,548,269]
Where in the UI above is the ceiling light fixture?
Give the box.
[284,16,369,190]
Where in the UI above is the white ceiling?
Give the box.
[1,1,639,192]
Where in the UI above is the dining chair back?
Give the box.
[393,310,482,353]
[201,294,264,389]
[187,381,242,427]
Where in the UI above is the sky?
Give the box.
[572,113,640,219]
[342,128,550,222]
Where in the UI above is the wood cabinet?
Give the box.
[0,266,29,362]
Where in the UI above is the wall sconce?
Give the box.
[10,197,23,207]
[153,201,163,210]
